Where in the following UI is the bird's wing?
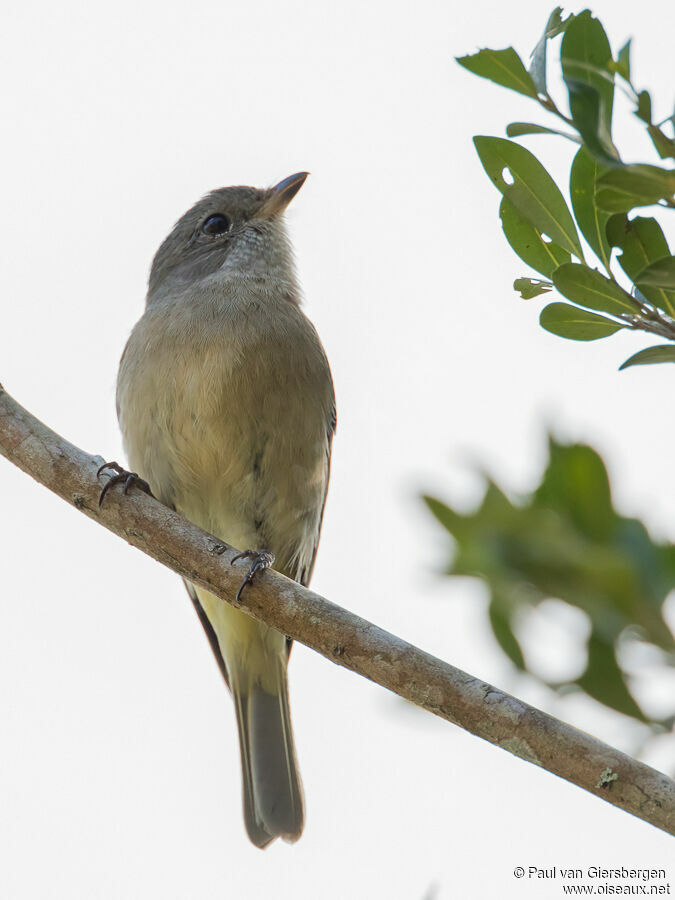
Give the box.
[298,398,336,589]
[183,578,230,689]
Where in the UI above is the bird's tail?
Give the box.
[230,658,304,848]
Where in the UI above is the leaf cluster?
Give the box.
[458,8,675,370]
[425,438,675,726]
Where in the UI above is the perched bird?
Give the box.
[109,173,335,847]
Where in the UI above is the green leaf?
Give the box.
[499,197,571,278]
[577,630,647,721]
[474,136,584,260]
[529,7,574,96]
[570,148,612,272]
[647,125,675,161]
[606,214,670,274]
[634,256,675,290]
[423,495,464,537]
[565,80,620,166]
[552,263,636,316]
[514,277,552,299]
[534,438,614,541]
[540,302,623,340]
[615,39,631,81]
[596,164,675,212]
[620,345,675,370]
[427,436,675,727]
[635,90,652,124]
[606,215,675,316]
[489,599,526,670]
[457,48,538,98]
[561,11,615,153]
[506,122,580,142]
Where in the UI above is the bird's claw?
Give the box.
[231,549,275,603]
[97,461,154,508]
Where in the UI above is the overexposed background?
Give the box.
[0,1,673,897]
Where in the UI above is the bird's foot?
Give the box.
[231,549,275,603]
[97,461,154,508]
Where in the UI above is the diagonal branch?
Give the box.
[0,382,673,836]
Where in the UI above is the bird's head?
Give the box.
[148,172,308,299]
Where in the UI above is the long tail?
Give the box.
[231,660,304,848]
[192,585,304,847]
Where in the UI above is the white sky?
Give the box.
[0,1,673,897]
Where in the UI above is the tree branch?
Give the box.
[1,382,673,836]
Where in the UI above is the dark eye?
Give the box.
[202,213,230,236]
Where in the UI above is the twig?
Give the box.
[0,382,673,836]
[622,311,675,341]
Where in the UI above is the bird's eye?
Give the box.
[202,213,231,236]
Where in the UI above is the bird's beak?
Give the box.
[259,172,309,219]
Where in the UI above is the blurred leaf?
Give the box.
[577,630,647,721]
[423,495,465,541]
[552,263,635,316]
[500,197,571,278]
[570,147,612,271]
[474,136,584,259]
[529,6,574,95]
[514,277,553,298]
[596,164,675,212]
[489,599,526,670]
[647,125,675,160]
[614,39,631,81]
[534,438,613,540]
[635,90,652,124]
[457,48,538,98]
[427,438,675,725]
[540,302,623,340]
[506,122,580,142]
[620,344,675,370]
[634,256,675,290]
[606,214,675,315]
[561,11,616,161]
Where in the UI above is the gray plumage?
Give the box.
[116,175,335,847]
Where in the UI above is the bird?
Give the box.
[107,172,335,847]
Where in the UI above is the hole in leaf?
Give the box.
[541,233,553,243]
[502,167,514,186]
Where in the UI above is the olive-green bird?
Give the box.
[112,173,335,847]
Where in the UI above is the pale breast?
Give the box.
[117,287,334,580]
